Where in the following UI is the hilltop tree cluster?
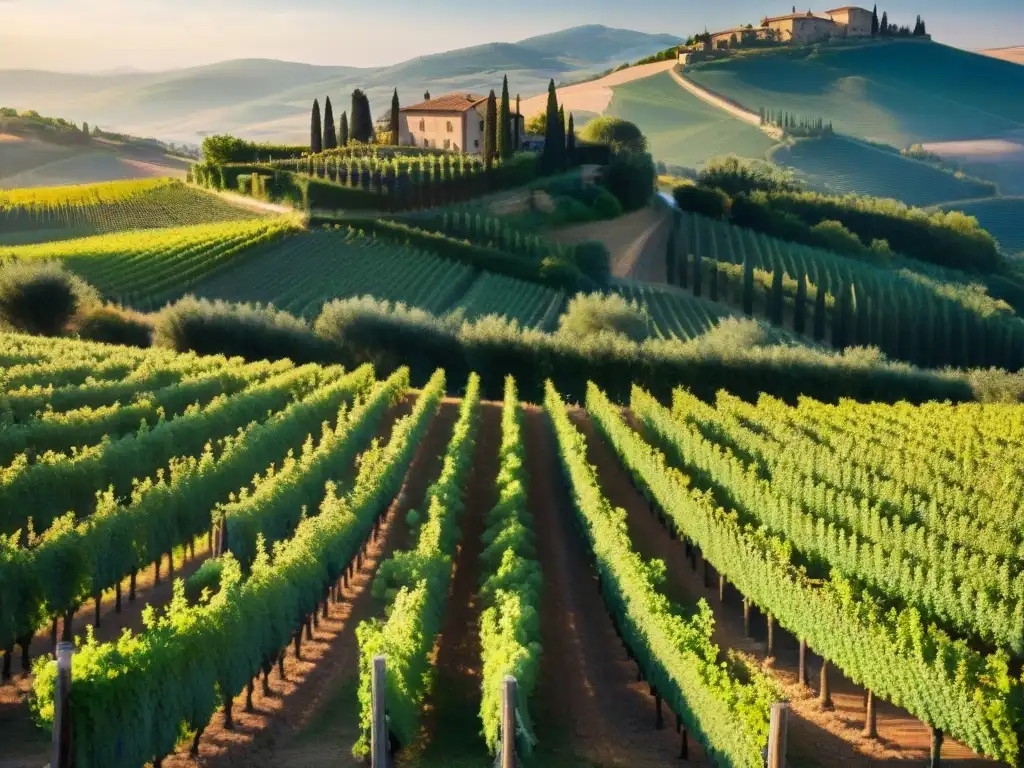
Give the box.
[871,5,927,37]
[308,89,378,151]
[759,109,834,138]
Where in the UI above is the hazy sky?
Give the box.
[1,0,1021,72]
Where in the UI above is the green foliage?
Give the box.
[0,260,97,336]
[478,377,541,755]
[672,184,731,219]
[323,97,338,150]
[810,219,866,258]
[558,292,652,342]
[354,373,481,756]
[498,76,512,160]
[618,386,1024,764]
[697,156,798,197]
[201,135,306,164]
[602,150,657,212]
[75,305,153,347]
[579,116,649,155]
[571,241,612,288]
[550,382,777,767]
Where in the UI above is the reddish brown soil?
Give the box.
[574,411,995,767]
[411,401,503,760]
[160,398,461,768]
[523,406,703,767]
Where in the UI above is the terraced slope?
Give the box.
[686,41,1024,147]
[607,71,778,169]
[771,136,996,206]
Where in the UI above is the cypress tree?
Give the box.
[390,89,400,146]
[424,90,431,101]
[82,121,89,137]
[793,273,808,334]
[310,99,323,153]
[351,90,373,144]
[515,94,521,150]
[559,105,566,154]
[666,225,677,284]
[680,251,689,289]
[567,113,576,161]
[871,5,879,35]
[835,281,854,349]
[880,11,889,35]
[340,112,349,146]
[742,257,754,315]
[498,76,512,160]
[542,79,560,171]
[709,260,720,301]
[484,90,498,168]
[769,267,784,325]
[323,97,337,150]
[813,285,827,342]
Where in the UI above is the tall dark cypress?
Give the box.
[514,94,521,150]
[665,224,677,285]
[351,90,374,144]
[558,105,566,155]
[567,113,576,161]
[323,97,337,150]
[813,285,827,342]
[855,285,871,346]
[390,89,401,146]
[769,267,784,325]
[484,90,498,168]
[835,281,853,349]
[709,260,719,301]
[880,11,889,35]
[498,76,512,160]
[793,273,808,334]
[542,79,560,171]
[693,249,703,297]
[871,5,879,35]
[310,99,323,153]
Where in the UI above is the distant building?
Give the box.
[710,6,873,48]
[762,11,840,43]
[825,6,874,36]
[397,93,525,154]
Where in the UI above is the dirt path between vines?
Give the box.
[408,401,502,764]
[160,398,461,768]
[574,411,993,767]
[548,204,671,282]
[523,406,701,767]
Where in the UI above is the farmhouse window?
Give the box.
[419,119,425,131]
[479,120,484,131]
[444,138,451,149]
[446,121,453,132]
[474,139,479,148]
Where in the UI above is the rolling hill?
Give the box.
[685,40,1024,148]
[0,26,681,145]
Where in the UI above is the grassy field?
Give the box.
[942,197,1024,256]
[606,71,778,169]
[686,40,1024,147]
[0,178,265,243]
[0,217,301,307]
[191,228,478,320]
[770,136,996,206]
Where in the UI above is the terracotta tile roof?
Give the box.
[400,93,487,113]
[825,6,870,13]
[764,12,835,22]
[711,26,769,37]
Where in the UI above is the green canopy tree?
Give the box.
[323,97,337,150]
[498,76,512,159]
[310,99,323,153]
[484,90,498,168]
[390,89,401,146]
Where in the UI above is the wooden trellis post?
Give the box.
[51,641,74,768]
[767,701,790,768]
[502,675,518,768]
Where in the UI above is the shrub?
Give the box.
[558,292,652,342]
[602,151,656,212]
[810,219,866,257]
[76,305,153,347]
[0,260,97,336]
[580,117,649,155]
[572,241,612,288]
[673,184,732,219]
[591,188,623,219]
[201,135,307,164]
[698,156,800,197]
[551,196,595,225]
[153,295,337,363]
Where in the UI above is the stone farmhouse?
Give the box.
[398,93,526,154]
[709,6,873,49]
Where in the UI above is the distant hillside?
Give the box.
[0,26,680,145]
[0,109,194,188]
[686,40,1024,148]
[979,46,1024,65]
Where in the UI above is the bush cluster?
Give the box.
[0,260,97,336]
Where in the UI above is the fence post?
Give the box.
[502,675,517,768]
[767,701,790,768]
[51,641,74,768]
[371,655,388,768]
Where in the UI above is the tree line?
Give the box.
[871,5,928,37]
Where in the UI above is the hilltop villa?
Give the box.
[709,6,874,48]
[398,93,525,154]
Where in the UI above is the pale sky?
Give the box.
[1,0,1021,73]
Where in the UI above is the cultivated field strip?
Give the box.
[0,362,344,536]
[191,229,475,320]
[0,217,301,309]
[0,365,376,672]
[456,272,564,329]
[546,382,776,767]
[29,368,444,768]
[616,279,733,340]
[587,383,1021,763]
[477,377,543,754]
[353,373,482,757]
[0,178,264,236]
